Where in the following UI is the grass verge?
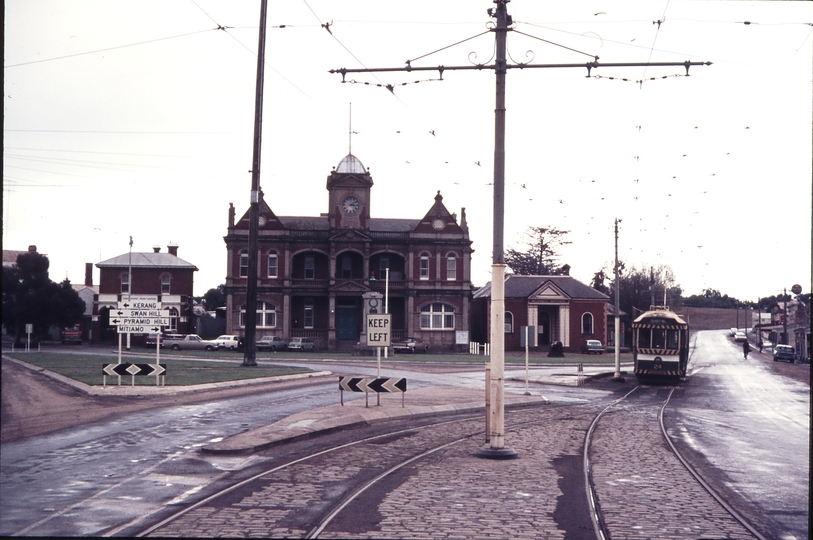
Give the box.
[3,352,316,387]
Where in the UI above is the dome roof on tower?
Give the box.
[336,154,366,174]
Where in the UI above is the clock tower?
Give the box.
[327,154,373,230]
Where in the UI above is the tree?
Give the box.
[505,226,571,275]
[590,269,611,296]
[202,284,227,315]
[1,251,85,343]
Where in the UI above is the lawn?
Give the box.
[3,352,316,387]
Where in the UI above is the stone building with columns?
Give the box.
[223,154,474,352]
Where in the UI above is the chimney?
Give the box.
[167,243,178,256]
[85,263,93,286]
[153,246,161,253]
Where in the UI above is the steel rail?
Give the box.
[659,387,767,540]
[134,413,483,537]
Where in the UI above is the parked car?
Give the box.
[287,337,314,351]
[165,334,219,351]
[256,336,288,351]
[733,331,747,342]
[213,334,243,351]
[728,328,738,337]
[145,333,185,347]
[581,340,605,354]
[773,344,796,363]
[392,337,428,354]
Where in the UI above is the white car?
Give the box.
[213,335,242,350]
[734,331,747,342]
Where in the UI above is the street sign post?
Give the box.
[366,313,392,406]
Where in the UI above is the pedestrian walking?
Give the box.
[758,340,763,353]
[743,340,751,359]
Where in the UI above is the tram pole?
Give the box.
[612,218,624,382]
[328,0,710,460]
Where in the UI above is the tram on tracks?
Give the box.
[632,306,690,380]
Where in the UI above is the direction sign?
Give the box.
[111,317,170,327]
[110,309,171,318]
[365,314,392,347]
[117,325,162,334]
[118,296,161,310]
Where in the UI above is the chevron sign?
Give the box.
[103,363,167,377]
[339,376,407,407]
[339,376,406,393]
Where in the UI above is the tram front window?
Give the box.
[666,329,680,350]
[652,329,666,349]
[637,330,652,348]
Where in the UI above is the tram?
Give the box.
[632,306,689,380]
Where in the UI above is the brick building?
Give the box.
[92,243,198,344]
[470,274,610,352]
[223,154,474,352]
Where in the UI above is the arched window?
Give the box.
[582,312,594,335]
[267,250,278,278]
[446,253,457,281]
[420,303,455,330]
[240,302,277,328]
[504,312,513,333]
[160,274,171,294]
[419,252,430,280]
[239,250,249,277]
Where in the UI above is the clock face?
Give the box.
[341,196,360,215]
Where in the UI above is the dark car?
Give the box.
[773,344,795,363]
[392,337,428,353]
[256,336,288,351]
[581,340,605,354]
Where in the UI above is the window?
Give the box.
[666,329,680,350]
[341,256,352,278]
[120,274,129,294]
[420,303,455,330]
[304,298,314,328]
[446,254,457,281]
[240,302,277,328]
[582,312,594,335]
[304,256,315,279]
[239,250,248,278]
[380,256,390,278]
[637,329,652,348]
[504,312,513,333]
[419,252,430,280]
[167,308,179,331]
[161,275,171,294]
[267,251,278,278]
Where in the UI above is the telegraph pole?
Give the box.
[329,0,710,458]
[243,0,269,367]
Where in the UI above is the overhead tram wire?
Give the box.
[4,29,213,68]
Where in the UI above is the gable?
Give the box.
[530,282,570,303]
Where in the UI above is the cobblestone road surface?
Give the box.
[147,395,755,539]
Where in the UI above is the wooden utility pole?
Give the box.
[329,0,710,458]
[243,0,269,366]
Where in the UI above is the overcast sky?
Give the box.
[4,1,812,302]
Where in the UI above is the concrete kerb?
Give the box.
[201,388,550,455]
[2,354,333,396]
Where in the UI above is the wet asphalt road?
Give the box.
[0,330,808,538]
[670,330,809,539]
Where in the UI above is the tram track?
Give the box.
[135,383,766,539]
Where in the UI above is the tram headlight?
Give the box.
[654,357,662,362]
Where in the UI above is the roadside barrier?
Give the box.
[469,342,490,355]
